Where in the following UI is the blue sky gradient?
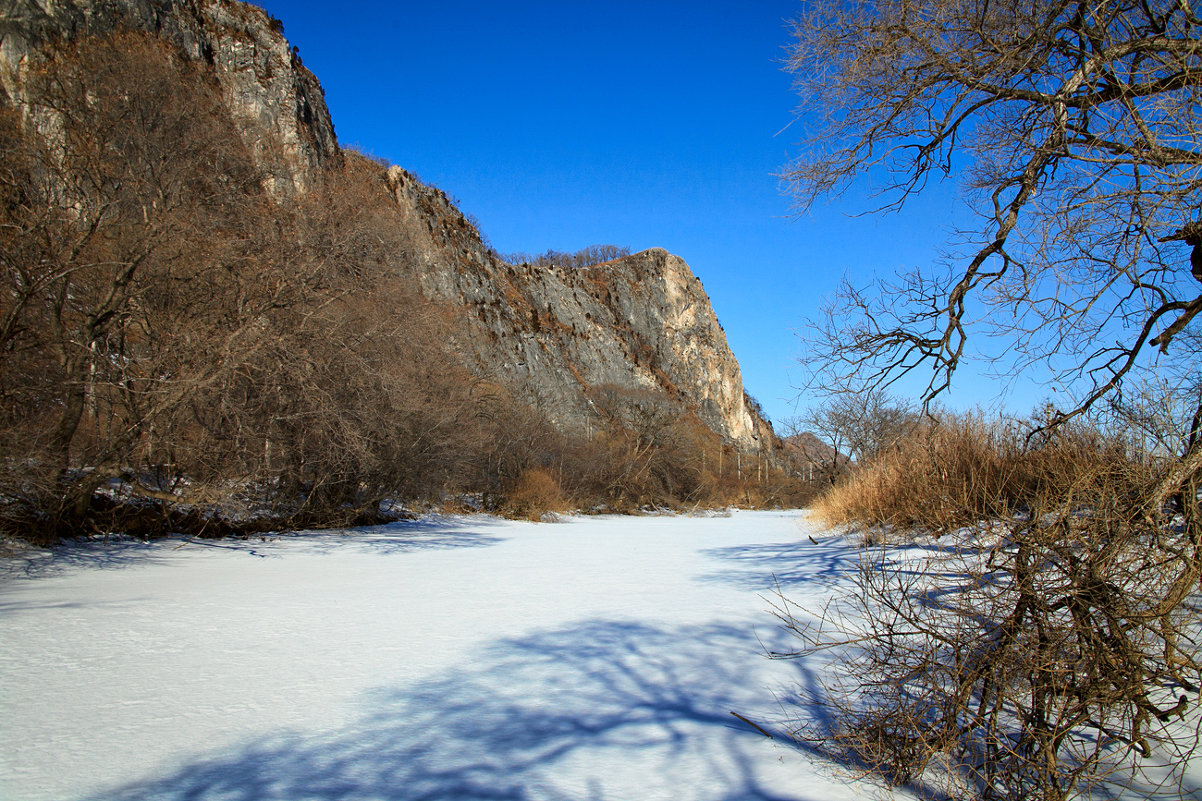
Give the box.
[257,0,1046,425]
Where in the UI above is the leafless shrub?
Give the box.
[501,467,567,521]
[780,418,1202,800]
[813,414,1017,534]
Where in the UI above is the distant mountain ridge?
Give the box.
[0,0,778,455]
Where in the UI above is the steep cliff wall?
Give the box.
[385,166,776,451]
[0,0,777,454]
[0,0,337,192]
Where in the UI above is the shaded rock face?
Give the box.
[0,0,338,192]
[1,0,776,453]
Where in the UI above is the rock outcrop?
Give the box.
[0,0,337,192]
[385,167,775,450]
[0,0,777,454]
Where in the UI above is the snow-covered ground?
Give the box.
[3,510,1197,801]
[2,510,887,801]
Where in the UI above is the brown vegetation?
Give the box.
[502,244,632,270]
[502,467,567,521]
[0,29,802,546]
[812,414,1015,533]
[779,2,1202,796]
[783,411,1202,800]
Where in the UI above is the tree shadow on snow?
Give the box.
[86,620,832,801]
[2,515,507,581]
[699,534,860,592]
[265,514,511,557]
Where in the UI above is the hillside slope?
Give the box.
[0,0,777,456]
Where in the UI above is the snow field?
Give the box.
[2,510,888,801]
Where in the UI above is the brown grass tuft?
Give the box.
[812,414,1157,535]
[502,467,568,521]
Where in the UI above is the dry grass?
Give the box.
[811,415,1155,535]
[501,467,568,521]
[789,412,1200,800]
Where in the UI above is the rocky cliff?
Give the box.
[0,0,777,454]
[0,0,337,192]
[385,166,776,450]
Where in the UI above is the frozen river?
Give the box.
[6,509,1196,800]
[2,509,882,801]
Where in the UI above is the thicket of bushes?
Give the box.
[812,412,1184,534]
[0,31,808,546]
[789,407,1201,800]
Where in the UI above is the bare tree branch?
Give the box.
[787,0,1202,418]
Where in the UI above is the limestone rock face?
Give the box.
[0,0,338,192]
[385,168,776,452]
[1,0,777,454]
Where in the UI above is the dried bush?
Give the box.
[813,415,1017,533]
[502,467,567,521]
[780,418,1202,800]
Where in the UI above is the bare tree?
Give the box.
[779,418,1202,801]
[785,0,1202,427]
[1099,377,1202,459]
[778,415,850,486]
[502,244,632,270]
[804,388,918,467]
[0,32,266,535]
[778,3,1202,799]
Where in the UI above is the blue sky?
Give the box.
[256,0,1048,425]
